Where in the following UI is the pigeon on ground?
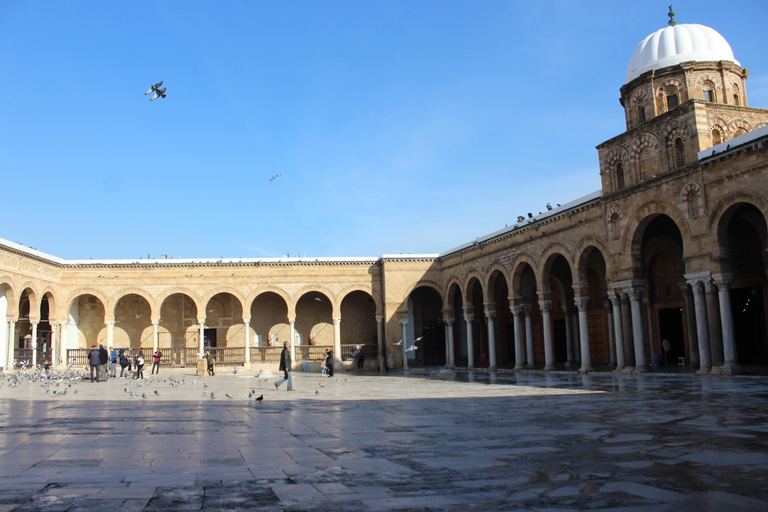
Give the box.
[248,392,252,399]
[315,390,319,395]
[141,393,147,400]
[154,390,159,396]
[225,393,234,399]
[210,392,215,399]
[255,394,263,402]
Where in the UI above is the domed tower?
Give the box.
[597,7,768,196]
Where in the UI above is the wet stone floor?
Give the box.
[0,369,766,511]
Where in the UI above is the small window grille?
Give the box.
[675,138,685,168]
[667,94,678,109]
[615,163,625,190]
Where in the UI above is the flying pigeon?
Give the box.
[405,345,419,353]
[269,174,282,183]
[393,339,403,346]
[145,81,167,101]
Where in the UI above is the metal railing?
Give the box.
[340,344,377,361]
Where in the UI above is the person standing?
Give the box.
[135,351,145,380]
[88,345,101,382]
[98,344,109,382]
[205,351,215,375]
[274,341,293,391]
[326,349,334,378]
[119,349,130,379]
[109,346,118,378]
[320,349,329,378]
[151,349,162,375]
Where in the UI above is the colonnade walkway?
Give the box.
[0,370,766,511]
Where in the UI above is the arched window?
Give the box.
[734,128,747,137]
[712,128,722,146]
[638,105,646,123]
[615,162,625,191]
[674,138,685,168]
[733,94,740,106]
[667,93,679,109]
[704,90,714,102]
[611,213,621,239]
[687,189,699,219]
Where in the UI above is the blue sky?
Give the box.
[1,0,766,260]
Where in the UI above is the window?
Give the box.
[675,138,685,168]
[733,94,740,106]
[712,128,722,146]
[667,94,679,109]
[704,90,714,102]
[638,106,646,123]
[734,128,747,137]
[615,163,625,191]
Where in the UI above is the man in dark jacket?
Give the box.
[88,345,101,382]
[274,341,293,391]
[98,344,109,381]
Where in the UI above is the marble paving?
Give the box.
[0,368,766,511]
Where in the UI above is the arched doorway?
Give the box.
[642,215,689,367]
[512,262,539,368]
[580,247,611,366]
[718,203,768,366]
[489,271,513,368]
[114,294,153,349]
[448,283,467,366]
[67,294,106,359]
[466,278,485,367]
[340,290,377,365]
[159,293,199,365]
[295,292,333,347]
[407,286,444,366]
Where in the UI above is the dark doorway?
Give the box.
[732,287,768,365]
[553,318,567,363]
[658,308,685,366]
[204,328,218,348]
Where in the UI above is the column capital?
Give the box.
[522,305,533,316]
[512,305,524,316]
[703,279,717,294]
[603,299,612,310]
[152,319,160,327]
[483,302,496,316]
[243,317,251,324]
[106,320,116,327]
[333,316,341,326]
[608,291,622,307]
[8,316,19,324]
[712,273,734,290]
[288,316,296,324]
[375,314,384,323]
[686,278,705,293]
[464,312,475,323]
[622,286,644,301]
[29,318,40,326]
[485,310,496,320]
[575,297,590,312]
[445,318,455,326]
[538,299,553,313]
[197,317,206,325]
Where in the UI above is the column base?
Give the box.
[633,365,651,373]
[579,365,593,373]
[719,363,741,375]
[564,361,578,370]
[488,365,497,371]
[613,366,625,373]
[696,367,711,375]
[542,365,554,372]
[514,364,526,371]
[621,366,635,373]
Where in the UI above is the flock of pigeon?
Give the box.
[144,81,283,184]
[0,365,279,402]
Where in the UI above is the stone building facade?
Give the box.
[1,18,767,374]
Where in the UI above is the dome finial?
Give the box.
[668,4,677,26]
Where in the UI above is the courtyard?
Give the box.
[0,369,766,511]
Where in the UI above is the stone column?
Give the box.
[563,302,575,368]
[289,317,297,365]
[576,297,592,372]
[198,318,206,357]
[524,306,534,368]
[444,318,455,368]
[713,274,740,375]
[686,277,711,374]
[151,320,159,352]
[620,292,635,368]
[464,307,475,368]
[644,298,656,360]
[50,321,58,367]
[400,319,409,370]
[107,320,116,351]
[376,315,385,371]
[484,303,497,370]
[244,317,251,364]
[333,316,342,368]
[538,293,554,371]
[682,288,699,366]
[512,306,524,370]
[31,320,39,367]
[608,292,625,370]
[604,300,616,366]
[624,285,648,372]
[571,310,581,364]
[704,280,724,370]
[6,318,18,370]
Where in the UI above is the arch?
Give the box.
[62,288,110,319]
[293,285,339,316]
[19,285,40,319]
[728,119,753,137]
[155,287,203,319]
[246,286,293,317]
[708,191,768,266]
[443,276,463,314]
[396,280,444,312]
[200,287,247,317]
[574,237,611,285]
[0,278,17,316]
[510,254,540,295]
[484,263,510,302]
[711,125,725,146]
[339,290,377,348]
[630,132,660,182]
[681,182,704,220]
[295,290,334,346]
[623,200,691,270]
[462,270,485,299]
[39,287,57,319]
[339,285,382,315]
[109,288,156,320]
[538,244,574,291]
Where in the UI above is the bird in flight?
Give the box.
[269,174,282,183]
[145,81,167,101]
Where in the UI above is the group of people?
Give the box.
[87,346,163,382]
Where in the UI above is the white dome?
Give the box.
[625,23,739,84]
